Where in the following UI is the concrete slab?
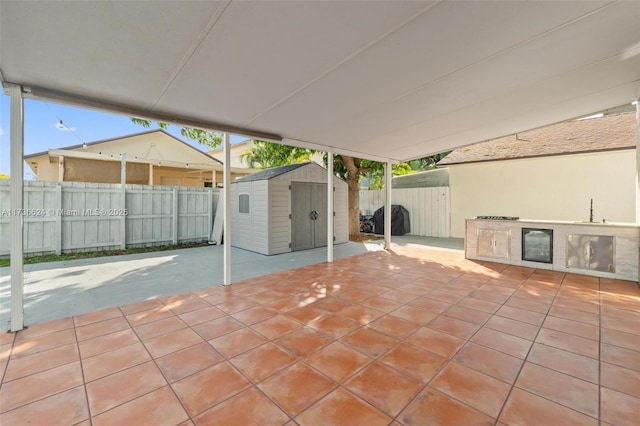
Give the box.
[0,236,463,329]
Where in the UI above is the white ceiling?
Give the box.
[1,1,639,162]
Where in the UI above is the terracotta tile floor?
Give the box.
[1,246,639,425]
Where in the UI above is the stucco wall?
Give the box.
[448,149,636,238]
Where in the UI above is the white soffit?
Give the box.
[1,0,639,162]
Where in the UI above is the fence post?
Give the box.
[55,183,62,255]
[172,187,178,245]
[208,189,213,239]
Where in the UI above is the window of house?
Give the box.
[239,194,250,214]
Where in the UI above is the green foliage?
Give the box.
[240,141,313,169]
[0,173,9,180]
[359,161,413,190]
[130,118,222,149]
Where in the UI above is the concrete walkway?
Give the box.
[0,237,463,329]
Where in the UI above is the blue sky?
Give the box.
[0,93,246,177]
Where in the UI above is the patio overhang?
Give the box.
[1,1,639,161]
[2,1,640,331]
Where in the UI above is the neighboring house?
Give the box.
[209,139,324,169]
[438,111,637,238]
[25,130,253,187]
[209,139,255,168]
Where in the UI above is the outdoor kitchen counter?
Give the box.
[465,218,640,282]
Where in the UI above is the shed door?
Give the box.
[291,182,329,251]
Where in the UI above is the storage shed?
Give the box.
[230,162,349,255]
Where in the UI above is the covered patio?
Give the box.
[1,244,638,424]
[1,1,639,424]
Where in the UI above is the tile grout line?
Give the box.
[382,266,513,424]
[496,271,603,423]
[491,268,561,424]
[598,277,602,424]
[0,331,17,386]
[0,323,92,421]
[106,305,196,425]
[72,315,95,426]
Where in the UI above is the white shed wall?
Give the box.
[269,180,293,255]
[231,163,348,255]
[230,180,269,254]
[333,181,349,244]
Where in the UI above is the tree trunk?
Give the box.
[341,155,361,236]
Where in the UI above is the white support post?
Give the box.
[8,84,24,331]
[212,169,217,187]
[148,164,153,185]
[120,153,127,250]
[223,133,232,286]
[636,100,639,224]
[327,151,334,263]
[384,161,392,250]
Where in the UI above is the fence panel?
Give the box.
[0,180,220,256]
[359,187,450,238]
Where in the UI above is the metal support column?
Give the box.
[120,153,127,250]
[636,100,640,224]
[327,151,334,263]
[8,84,24,331]
[223,133,232,285]
[384,161,392,250]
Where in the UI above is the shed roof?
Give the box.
[392,168,449,188]
[232,162,310,183]
[438,111,636,166]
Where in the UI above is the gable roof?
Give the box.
[438,112,636,166]
[232,162,310,183]
[25,129,222,164]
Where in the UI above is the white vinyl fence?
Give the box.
[0,180,220,256]
[359,187,451,238]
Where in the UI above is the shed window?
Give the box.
[239,194,250,214]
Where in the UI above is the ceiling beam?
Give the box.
[3,81,284,143]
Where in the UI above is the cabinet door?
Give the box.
[477,229,510,259]
[566,234,615,272]
[477,229,495,257]
[493,230,511,259]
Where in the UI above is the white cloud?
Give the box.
[0,127,4,136]
[55,121,76,132]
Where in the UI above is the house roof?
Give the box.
[2,2,638,162]
[392,168,449,188]
[25,129,222,164]
[438,112,637,166]
[232,162,310,183]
